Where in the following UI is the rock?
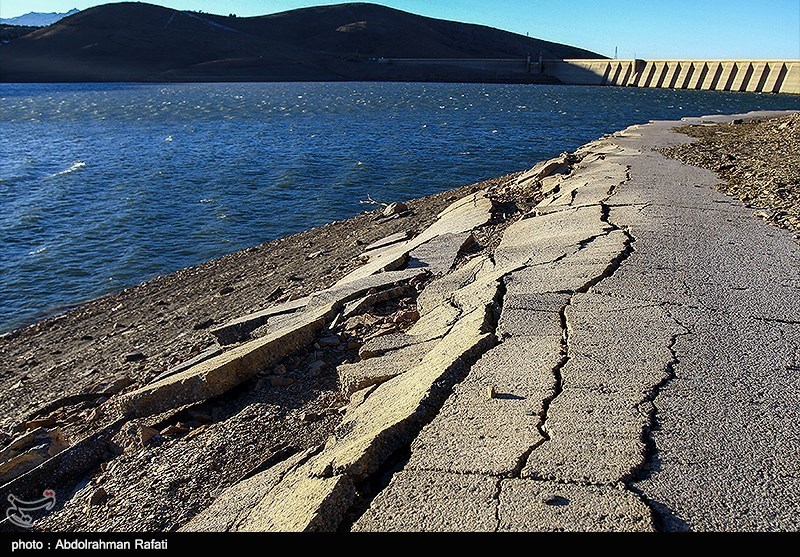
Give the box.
[393,309,420,323]
[383,201,409,217]
[89,487,108,507]
[218,286,235,295]
[308,360,326,376]
[271,376,295,387]
[138,426,160,445]
[123,352,146,363]
[80,334,94,341]
[302,411,320,423]
[347,341,362,351]
[23,417,58,430]
[487,385,496,399]
[0,428,68,484]
[273,364,287,375]
[266,286,284,301]
[731,119,744,125]
[193,319,215,330]
[306,250,324,260]
[102,375,134,395]
[542,494,569,506]
[161,423,190,436]
[317,336,340,347]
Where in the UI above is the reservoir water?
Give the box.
[2,82,799,332]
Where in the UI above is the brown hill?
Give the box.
[0,2,603,82]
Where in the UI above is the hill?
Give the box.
[0,8,78,27]
[0,2,603,82]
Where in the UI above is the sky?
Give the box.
[1,0,798,59]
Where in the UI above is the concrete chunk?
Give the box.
[210,297,310,345]
[337,340,437,395]
[181,447,318,532]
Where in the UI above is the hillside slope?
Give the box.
[0,2,602,82]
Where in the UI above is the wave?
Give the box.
[47,161,86,178]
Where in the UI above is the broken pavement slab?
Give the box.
[498,479,653,532]
[353,470,498,532]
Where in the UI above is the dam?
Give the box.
[542,59,800,94]
[371,57,799,93]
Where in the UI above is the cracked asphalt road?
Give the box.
[355,111,800,532]
[8,111,797,533]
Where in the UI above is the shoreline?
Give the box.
[1,111,798,532]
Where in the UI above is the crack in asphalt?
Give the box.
[624,306,694,532]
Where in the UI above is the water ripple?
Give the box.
[0,82,799,332]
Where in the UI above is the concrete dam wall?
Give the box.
[543,59,800,94]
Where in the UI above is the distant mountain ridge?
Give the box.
[0,8,79,27]
[0,2,604,83]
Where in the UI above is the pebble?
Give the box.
[193,319,215,330]
[123,351,146,363]
[89,487,108,507]
[308,360,326,376]
[271,376,295,387]
[138,426,160,445]
[273,364,287,375]
[487,385,496,399]
[301,411,320,423]
[161,423,190,436]
[383,201,409,216]
[542,494,569,506]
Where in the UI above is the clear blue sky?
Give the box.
[2,0,798,59]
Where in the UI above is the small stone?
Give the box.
[89,487,108,507]
[193,319,215,330]
[542,494,569,506]
[287,274,303,282]
[317,336,340,347]
[102,375,134,395]
[383,201,409,217]
[487,385,496,399]
[271,376,295,387]
[218,285,234,295]
[305,250,324,260]
[24,417,58,430]
[123,351,146,363]
[80,334,94,341]
[731,119,744,125]
[301,411,320,423]
[308,360,326,376]
[347,340,362,351]
[161,423,190,436]
[273,364,287,375]
[265,286,283,301]
[138,426,160,445]
[393,309,420,323]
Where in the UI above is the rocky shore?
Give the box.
[663,112,800,234]
[1,111,797,532]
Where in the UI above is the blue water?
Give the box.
[1,82,799,332]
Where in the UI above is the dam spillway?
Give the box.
[542,59,800,94]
